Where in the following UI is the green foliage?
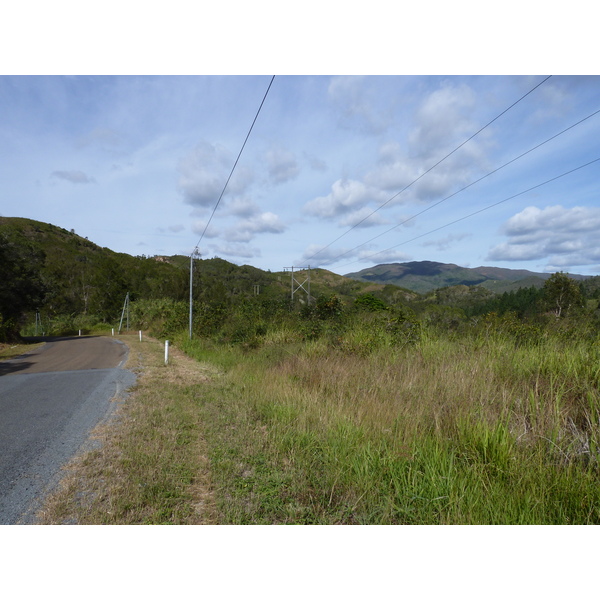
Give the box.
[0,233,46,341]
[354,293,389,312]
[466,285,544,319]
[129,298,189,338]
[542,272,585,318]
[313,294,344,320]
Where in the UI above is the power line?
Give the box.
[313,105,600,267]
[301,75,553,265]
[338,156,600,270]
[194,75,275,251]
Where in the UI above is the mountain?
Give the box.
[344,261,587,294]
[0,217,190,321]
[0,217,414,331]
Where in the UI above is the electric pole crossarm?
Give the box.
[284,266,311,305]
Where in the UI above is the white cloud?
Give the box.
[191,219,220,239]
[338,207,389,228]
[487,205,600,268]
[364,82,490,204]
[51,170,95,184]
[225,197,260,218]
[304,179,388,220]
[408,81,477,157]
[224,212,286,242]
[178,141,254,207]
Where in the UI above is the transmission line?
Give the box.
[194,75,275,251]
[313,105,600,267]
[338,156,600,270]
[301,75,553,265]
[188,76,275,339]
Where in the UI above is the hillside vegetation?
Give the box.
[4,217,600,524]
[344,260,590,294]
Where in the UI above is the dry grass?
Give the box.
[0,341,44,360]
[180,331,600,524]
[37,333,219,525]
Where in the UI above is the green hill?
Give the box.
[344,260,586,294]
[0,217,420,340]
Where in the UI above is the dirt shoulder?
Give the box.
[36,333,218,525]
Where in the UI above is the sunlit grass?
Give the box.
[181,327,600,524]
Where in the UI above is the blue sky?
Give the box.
[2,74,599,276]
[1,4,599,277]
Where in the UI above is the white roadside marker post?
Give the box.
[165,340,169,365]
[139,330,142,342]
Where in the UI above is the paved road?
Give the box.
[0,336,136,524]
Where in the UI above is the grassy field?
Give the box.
[178,328,600,524]
[39,324,600,524]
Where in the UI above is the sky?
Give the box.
[1,73,599,276]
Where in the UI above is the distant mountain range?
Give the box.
[344,261,588,295]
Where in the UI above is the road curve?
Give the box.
[0,336,136,524]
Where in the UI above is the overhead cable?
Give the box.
[194,75,275,251]
[315,105,600,266]
[301,75,553,265]
[338,156,600,270]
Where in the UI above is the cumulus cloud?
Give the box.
[364,82,491,204]
[408,81,477,158]
[191,219,220,239]
[338,207,389,228]
[51,170,95,184]
[224,212,286,242]
[266,147,299,184]
[178,141,254,207]
[304,179,388,220]
[487,205,600,268]
[224,197,260,218]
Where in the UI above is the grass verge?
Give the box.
[37,333,218,524]
[0,341,44,361]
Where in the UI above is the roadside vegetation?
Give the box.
[5,218,600,524]
[39,272,600,524]
[38,333,218,524]
[170,284,600,524]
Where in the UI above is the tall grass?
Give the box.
[180,322,600,524]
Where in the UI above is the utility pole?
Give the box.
[118,292,130,334]
[189,247,200,339]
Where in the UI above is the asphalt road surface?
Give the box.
[0,336,136,524]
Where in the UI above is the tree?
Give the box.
[0,235,46,340]
[542,272,584,318]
